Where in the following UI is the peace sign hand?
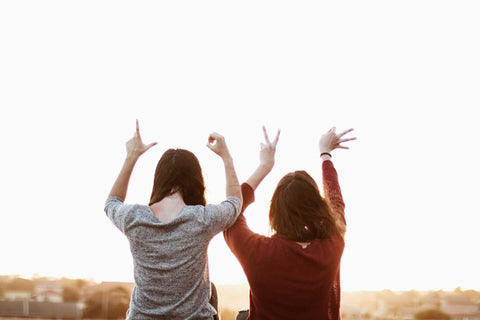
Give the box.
[259,126,280,171]
[126,119,158,159]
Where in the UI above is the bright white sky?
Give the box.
[1,1,479,291]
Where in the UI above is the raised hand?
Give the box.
[126,119,158,159]
[207,132,231,160]
[244,126,280,191]
[319,127,356,154]
[206,132,242,201]
[108,120,157,200]
[259,126,280,171]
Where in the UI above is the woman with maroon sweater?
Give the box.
[224,127,356,320]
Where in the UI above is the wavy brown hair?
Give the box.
[149,149,206,206]
[269,170,340,242]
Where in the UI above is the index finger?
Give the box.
[262,126,271,144]
[208,132,222,140]
[136,119,140,136]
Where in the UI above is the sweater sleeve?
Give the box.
[322,160,346,225]
[104,196,135,233]
[223,183,265,265]
[202,196,242,235]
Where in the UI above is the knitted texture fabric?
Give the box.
[224,160,345,320]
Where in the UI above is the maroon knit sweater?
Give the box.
[224,160,345,320]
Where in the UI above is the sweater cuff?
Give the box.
[241,183,255,212]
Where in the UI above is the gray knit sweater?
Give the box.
[104,196,241,320]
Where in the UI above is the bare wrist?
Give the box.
[258,163,273,173]
[320,152,332,161]
[125,154,140,163]
[221,154,233,163]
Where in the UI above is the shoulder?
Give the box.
[202,197,242,221]
[311,235,345,259]
[120,203,156,225]
[176,205,209,225]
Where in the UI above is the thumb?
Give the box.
[146,142,158,150]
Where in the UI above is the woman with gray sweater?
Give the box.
[104,120,242,319]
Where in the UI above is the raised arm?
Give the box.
[108,120,157,200]
[245,126,280,191]
[207,133,242,204]
[223,127,279,264]
[319,127,356,228]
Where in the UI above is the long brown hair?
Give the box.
[149,149,206,206]
[269,170,339,242]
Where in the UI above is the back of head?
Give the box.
[269,170,338,242]
[149,149,206,206]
